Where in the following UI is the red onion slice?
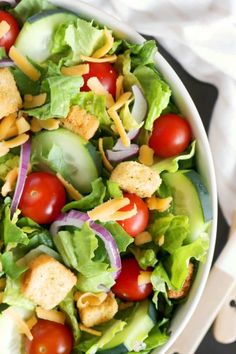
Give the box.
[131,84,148,125]
[10,139,31,218]
[113,128,140,151]
[50,210,121,279]
[0,59,15,67]
[106,144,139,162]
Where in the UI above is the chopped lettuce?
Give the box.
[134,66,171,131]
[123,39,157,69]
[106,181,123,199]
[3,277,35,310]
[152,141,196,174]
[60,292,81,343]
[0,47,6,59]
[0,153,19,182]
[151,262,173,308]
[130,246,158,270]
[71,91,111,125]
[120,99,141,131]
[62,178,106,212]
[1,252,28,280]
[148,214,190,254]
[102,221,134,252]
[115,50,140,90]
[166,233,209,289]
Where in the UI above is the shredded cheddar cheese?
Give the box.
[36,307,66,324]
[26,315,38,330]
[16,116,30,134]
[92,27,114,59]
[1,167,18,197]
[79,324,102,336]
[80,54,117,63]
[61,64,89,76]
[9,46,41,81]
[134,231,152,246]
[88,197,130,221]
[138,145,154,166]
[100,205,137,222]
[0,20,10,39]
[98,137,113,172]
[146,196,173,212]
[24,93,47,109]
[4,307,33,341]
[56,173,82,201]
[157,234,165,246]
[107,108,130,147]
[110,92,132,111]
[137,271,152,286]
[116,75,124,101]
[87,77,115,108]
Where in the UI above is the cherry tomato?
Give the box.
[118,193,149,237]
[19,172,66,224]
[112,258,153,301]
[0,11,19,52]
[149,113,192,158]
[81,62,118,97]
[25,319,73,354]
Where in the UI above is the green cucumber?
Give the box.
[31,128,101,194]
[99,300,157,354]
[162,170,212,242]
[15,10,77,63]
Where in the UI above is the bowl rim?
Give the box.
[51,0,218,352]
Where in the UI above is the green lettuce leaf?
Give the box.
[134,66,171,131]
[62,178,106,212]
[119,99,141,131]
[106,181,123,199]
[166,233,209,289]
[3,277,35,310]
[115,50,140,91]
[152,141,196,174]
[130,246,158,270]
[148,214,190,254]
[124,39,157,69]
[52,19,106,65]
[102,222,134,253]
[59,292,81,343]
[1,252,28,280]
[0,152,19,182]
[12,67,41,95]
[77,270,115,293]
[1,206,29,248]
[25,76,83,119]
[71,91,111,125]
[151,262,172,308]
[13,0,56,23]
[0,47,6,59]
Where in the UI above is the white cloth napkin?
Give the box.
[83,0,236,225]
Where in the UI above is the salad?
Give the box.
[0,0,212,353]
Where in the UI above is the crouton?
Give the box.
[60,105,99,140]
[21,254,77,310]
[110,161,161,198]
[0,68,22,119]
[168,263,194,300]
[78,292,118,328]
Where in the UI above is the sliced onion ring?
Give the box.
[50,210,121,279]
[113,128,140,151]
[106,144,139,162]
[0,58,15,67]
[131,84,148,125]
[10,139,31,217]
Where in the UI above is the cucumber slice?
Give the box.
[15,10,77,63]
[162,170,212,242]
[99,300,157,354]
[31,128,101,194]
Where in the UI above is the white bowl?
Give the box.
[51,1,218,352]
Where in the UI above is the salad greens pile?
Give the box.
[0,0,213,353]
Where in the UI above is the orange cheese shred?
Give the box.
[0,20,10,39]
[36,307,66,324]
[9,46,41,82]
[92,27,114,59]
[80,54,117,63]
[87,77,115,108]
[98,137,113,172]
[88,197,130,221]
[61,64,89,76]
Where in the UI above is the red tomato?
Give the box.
[81,62,118,97]
[149,113,192,158]
[19,172,66,224]
[25,319,73,354]
[112,258,153,301]
[0,11,19,52]
[118,193,149,237]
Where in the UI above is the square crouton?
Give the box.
[21,254,77,310]
[0,68,22,119]
[60,105,99,140]
[78,292,118,328]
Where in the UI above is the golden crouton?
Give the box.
[21,254,77,310]
[78,292,118,328]
[168,263,194,300]
[0,68,22,119]
[110,161,161,198]
[60,105,99,140]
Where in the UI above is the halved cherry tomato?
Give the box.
[0,11,19,52]
[19,172,66,224]
[118,193,149,237]
[149,113,192,158]
[112,257,153,301]
[25,319,73,354]
[81,62,118,97]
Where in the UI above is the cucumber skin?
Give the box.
[27,9,76,23]
[185,170,212,222]
[98,344,128,354]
